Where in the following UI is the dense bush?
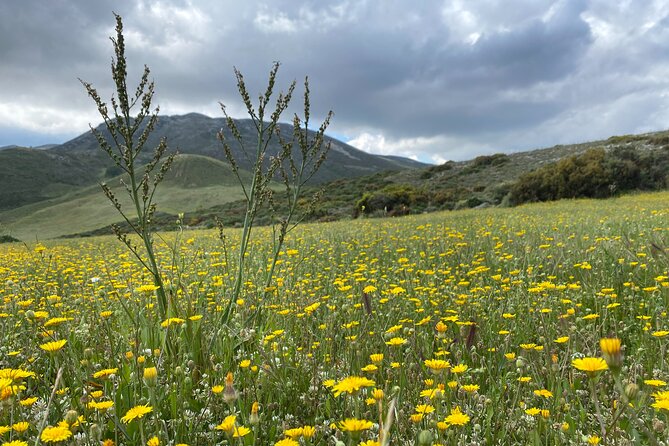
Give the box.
[356,184,429,216]
[509,147,669,205]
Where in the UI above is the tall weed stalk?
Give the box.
[218,63,332,323]
[80,14,175,321]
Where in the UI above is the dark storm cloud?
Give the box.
[1,0,669,162]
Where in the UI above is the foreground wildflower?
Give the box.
[572,357,608,377]
[534,389,553,398]
[600,338,622,370]
[39,340,67,353]
[40,425,72,442]
[215,415,237,433]
[3,441,28,446]
[92,368,118,379]
[121,404,153,423]
[160,318,185,328]
[232,426,251,438]
[651,400,669,411]
[332,376,375,397]
[88,400,114,411]
[424,359,450,374]
[385,337,407,346]
[338,418,373,432]
[274,439,299,446]
[444,406,470,426]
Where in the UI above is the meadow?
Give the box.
[1,191,669,445]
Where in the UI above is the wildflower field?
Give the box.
[1,191,669,445]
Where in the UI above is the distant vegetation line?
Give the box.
[2,129,669,241]
[57,132,669,239]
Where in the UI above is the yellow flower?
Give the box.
[92,368,118,379]
[284,428,303,439]
[424,359,450,374]
[444,406,470,426]
[652,330,669,337]
[143,367,157,386]
[554,336,569,344]
[587,435,601,445]
[451,364,468,374]
[385,337,407,346]
[369,353,384,364]
[233,426,251,438]
[651,399,669,411]
[525,407,541,416]
[534,389,553,398]
[301,426,316,438]
[332,376,375,397]
[462,384,479,393]
[136,284,160,293]
[40,426,72,443]
[39,340,67,353]
[572,357,608,376]
[359,441,381,446]
[121,404,153,423]
[3,441,29,446]
[88,400,114,411]
[415,404,435,414]
[12,421,29,433]
[160,318,185,328]
[653,390,669,401]
[215,415,236,433]
[19,397,37,406]
[147,436,160,446]
[274,439,299,446]
[600,338,622,369]
[644,379,667,387]
[338,418,373,432]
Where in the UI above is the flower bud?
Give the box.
[143,367,157,387]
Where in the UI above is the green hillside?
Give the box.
[61,129,669,239]
[0,154,271,240]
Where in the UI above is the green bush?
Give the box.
[509,146,669,206]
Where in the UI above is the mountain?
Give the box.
[0,113,425,213]
[53,113,426,181]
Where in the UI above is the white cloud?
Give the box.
[347,131,495,163]
[0,102,97,135]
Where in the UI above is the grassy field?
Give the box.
[1,191,669,445]
[0,154,276,240]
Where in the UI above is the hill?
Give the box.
[0,154,277,240]
[0,113,426,213]
[56,129,669,239]
[52,113,426,182]
[4,126,669,241]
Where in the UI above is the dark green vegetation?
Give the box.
[3,126,669,241]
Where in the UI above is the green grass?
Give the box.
[0,154,277,240]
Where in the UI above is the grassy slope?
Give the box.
[0,154,275,240]
[5,129,669,240]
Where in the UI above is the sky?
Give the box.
[1,0,669,163]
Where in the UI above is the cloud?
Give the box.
[1,0,669,160]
